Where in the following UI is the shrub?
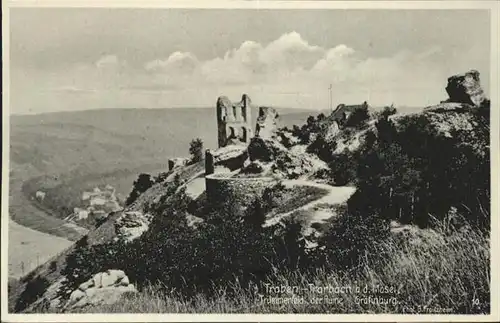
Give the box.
[344,104,370,128]
[317,203,391,270]
[307,133,336,162]
[15,275,50,312]
[49,261,58,273]
[380,104,397,118]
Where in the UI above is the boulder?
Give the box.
[100,272,115,288]
[68,289,85,304]
[70,285,136,309]
[79,279,94,291]
[108,269,126,281]
[445,70,486,107]
[93,272,103,289]
[119,275,130,286]
[64,270,137,310]
[255,106,279,139]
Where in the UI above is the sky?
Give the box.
[9,8,491,115]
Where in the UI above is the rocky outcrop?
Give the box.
[114,211,152,242]
[168,157,189,171]
[324,120,341,141]
[445,70,486,107]
[65,270,136,310]
[248,137,287,163]
[274,145,328,179]
[247,137,328,179]
[255,107,279,139]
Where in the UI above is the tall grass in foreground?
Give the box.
[72,224,490,314]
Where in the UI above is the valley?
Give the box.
[7,107,316,279]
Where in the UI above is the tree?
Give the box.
[189,138,204,163]
[381,104,397,119]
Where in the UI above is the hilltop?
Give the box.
[8,71,491,314]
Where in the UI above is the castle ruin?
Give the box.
[216,94,253,148]
[330,101,369,125]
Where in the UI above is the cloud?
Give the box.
[11,31,488,114]
[144,51,199,73]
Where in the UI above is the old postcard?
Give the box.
[2,0,499,322]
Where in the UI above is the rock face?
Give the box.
[274,145,328,179]
[445,70,486,107]
[65,269,136,310]
[255,106,279,139]
[114,211,152,242]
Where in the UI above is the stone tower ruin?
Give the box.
[216,94,253,148]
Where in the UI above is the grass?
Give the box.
[65,224,489,314]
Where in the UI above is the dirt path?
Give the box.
[265,180,356,227]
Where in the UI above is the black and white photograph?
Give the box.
[2,0,498,320]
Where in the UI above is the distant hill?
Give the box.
[10,107,316,178]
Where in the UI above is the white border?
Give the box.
[2,1,499,322]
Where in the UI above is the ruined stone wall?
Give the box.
[255,106,279,139]
[205,173,278,211]
[205,145,249,176]
[217,94,253,148]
